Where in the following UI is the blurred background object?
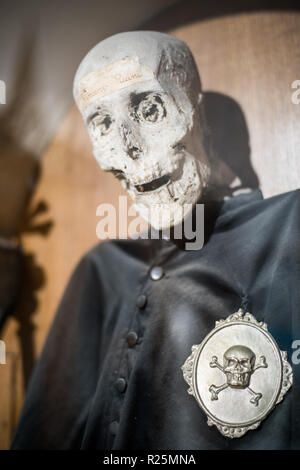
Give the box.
[0,0,299,449]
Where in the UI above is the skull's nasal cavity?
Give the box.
[127,146,141,160]
[121,124,142,160]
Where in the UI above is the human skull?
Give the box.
[73,31,210,230]
[223,345,256,389]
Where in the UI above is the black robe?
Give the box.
[11,189,300,449]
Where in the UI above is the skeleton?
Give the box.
[209,345,268,406]
[73,31,210,230]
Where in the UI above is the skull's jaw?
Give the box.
[127,156,209,231]
[225,372,252,389]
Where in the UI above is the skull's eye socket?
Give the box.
[227,359,236,367]
[89,113,113,139]
[132,93,166,124]
[241,359,250,366]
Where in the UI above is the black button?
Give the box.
[109,421,119,435]
[126,331,138,347]
[115,377,127,393]
[150,266,164,281]
[136,294,147,309]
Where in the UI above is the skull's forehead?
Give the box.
[224,345,255,361]
[73,31,199,112]
[74,32,163,89]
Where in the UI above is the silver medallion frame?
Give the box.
[181,309,293,438]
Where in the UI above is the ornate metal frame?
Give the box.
[181,309,293,438]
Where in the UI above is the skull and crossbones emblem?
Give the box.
[209,345,268,406]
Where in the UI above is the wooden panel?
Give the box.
[0,350,20,449]
[166,11,300,197]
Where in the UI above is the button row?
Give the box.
[110,273,162,436]
[110,331,138,434]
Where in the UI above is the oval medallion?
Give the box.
[181,309,293,438]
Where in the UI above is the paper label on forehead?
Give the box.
[77,56,154,111]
